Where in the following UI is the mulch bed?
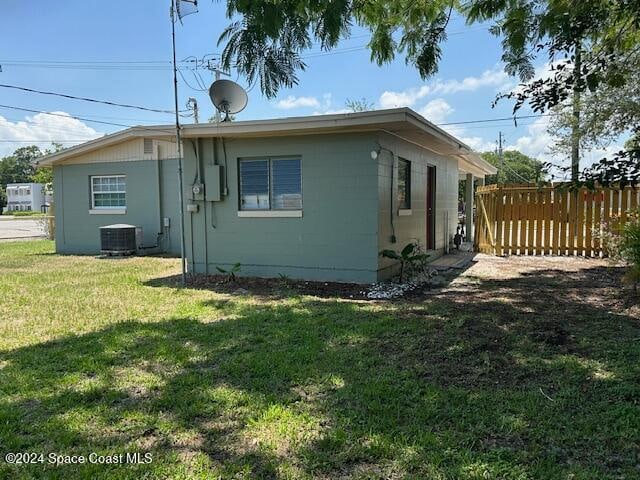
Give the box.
[181,273,374,300]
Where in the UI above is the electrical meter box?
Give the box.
[205,164,222,202]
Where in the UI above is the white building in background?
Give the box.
[6,183,46,212]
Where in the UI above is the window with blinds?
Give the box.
[239,157,302,210]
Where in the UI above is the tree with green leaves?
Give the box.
[0,186,6,212]
[481,150,545,185]
[0,145,42,186]
[0,143,62,191]
[217,0,640,185]
[31,143,63,187]
[547,51,640,163]
[219,1,638,102]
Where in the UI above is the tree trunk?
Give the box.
[571,42,582,182]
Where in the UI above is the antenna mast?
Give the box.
[171,0,187,286]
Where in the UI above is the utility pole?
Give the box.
[207,65,229,123]
[497,131,504,183]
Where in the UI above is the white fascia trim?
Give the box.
[398,209,413,216]
[237,210,302,218]
[89,208,127,215]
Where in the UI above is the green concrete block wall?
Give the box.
[376,132,459,280]
[182,133,380,283]
[53,159,181,255]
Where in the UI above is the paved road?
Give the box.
[0,218,46,240]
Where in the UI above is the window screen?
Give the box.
[271,159,302,209]
[239,159,270,210]
[397,158,411,210]
[239,157,302,210]
[91,176,126,208]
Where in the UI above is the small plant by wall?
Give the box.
[379,241,430,282]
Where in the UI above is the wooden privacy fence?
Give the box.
[474,184,639,257]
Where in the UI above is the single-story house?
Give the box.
[38,108,496,283]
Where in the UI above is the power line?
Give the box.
[0,105,132,128]
[0,105,184,138]
[438,113,556,126]
[0,140,93,143]
[0,84,182,115]
[0,25,493,70]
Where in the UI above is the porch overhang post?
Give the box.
[465,173,474,242]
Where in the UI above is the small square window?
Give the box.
[90,175,126,209]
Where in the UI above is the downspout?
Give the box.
[390,153,396,243]
[212,137,220,229]
[155,146,164,252]
[188,139,199,272]
[201,137,209,275]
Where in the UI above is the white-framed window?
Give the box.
[90,175,126,209]
[239,157,302,211]
[397,158,411,210]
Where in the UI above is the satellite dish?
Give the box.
[209,79,248,122]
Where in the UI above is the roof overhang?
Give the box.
[37,108,497,176]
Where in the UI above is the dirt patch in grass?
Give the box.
[148,272,373,300]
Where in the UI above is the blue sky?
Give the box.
[0,0,620,172]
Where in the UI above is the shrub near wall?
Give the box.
[601,209,640,289]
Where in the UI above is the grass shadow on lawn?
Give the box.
[1,265,639,479]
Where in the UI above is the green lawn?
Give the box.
[0,240,638,479]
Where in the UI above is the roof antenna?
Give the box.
[209,79,248,122]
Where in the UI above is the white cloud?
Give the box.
[0,112,101,156]
[379,86,430,109]
[508,116,554,160]
[312,108,351,115]
[459,136,497,152]
[506,116,625,177]
[418,99,454,124]
[275,95,320,109]
[431,68,511,95]
[310,93,353,115]
[378,66,511,109]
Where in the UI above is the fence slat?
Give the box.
[585,191,594,257]
[630,187,638,213]
[535,191,543,255]
[567,191,576,256]
[518,192,529,255]
[559,190,568,255]
[621,187,630,225]
[544,189,552,255]
[496,191,504,256]
[503,191,513,255]
[593,189,602,256]
[551,190,559,255]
